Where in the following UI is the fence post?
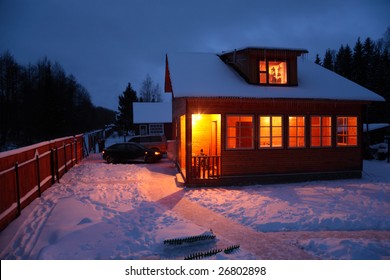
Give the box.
[35,154,41,197]
[70,139,74,167]
[75,138,78,164]
[15,162,21,216]
[55,148,60,183]
[64,143,67,173]
[50,149,55,184]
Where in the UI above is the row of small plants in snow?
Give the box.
[184,245,241,260]
[163,230,240,260]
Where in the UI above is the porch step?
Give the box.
[175,173,185,186]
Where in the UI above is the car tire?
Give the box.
[145,156,155,164]
[106,156,115,164]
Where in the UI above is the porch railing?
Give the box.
[191,156,221,179]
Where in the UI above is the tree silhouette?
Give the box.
[317,28,390,123]
[0,52,116,151]
[322,49,335,70]
[139,74,161,102]
[116,83,138,134]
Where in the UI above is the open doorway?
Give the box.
[191,114,221,179]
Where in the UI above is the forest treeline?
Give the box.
[315,27,390,122]
[0,52,116,151]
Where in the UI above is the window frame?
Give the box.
[259,115,283,149]
[336,116,358,147]
[310,116,332,148]
[226,114,254,150]
[288,116,306,148]
[258,59,288,85]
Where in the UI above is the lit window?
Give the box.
[289,116,305,148]
[226,115,254,149]
[337,116,357,146]
[311,116,332,147]
[259,116,283,148]
[259,60,287,85]
[149,123,164,134]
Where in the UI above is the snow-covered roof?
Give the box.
[133,102,172,124]
[363,123,390,132]
[166,52,385,102]
[220,46,309,54]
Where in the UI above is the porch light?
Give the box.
[192,113,202,125]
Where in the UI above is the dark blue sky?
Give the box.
[1,0,389,111]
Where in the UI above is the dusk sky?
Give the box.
[1,0,389,111]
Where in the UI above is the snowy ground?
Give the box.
[0,137,389,260]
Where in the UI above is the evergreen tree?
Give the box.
[334,44,353,79]
[116,83,138,133]
[352,37,365,85]
[322,49,335,70]
[314,54,321,65]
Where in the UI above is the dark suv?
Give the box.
[102,142,162,164]
[127,134,167,153]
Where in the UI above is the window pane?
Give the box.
[348,117,357,126]
[311,116,321,126]
[297,137,305,147]
[311,137,321,147]
[260,116,270,126]
[259,73,267,84]
[272,127,282,137]
[260,127,270,137]
[272,116,282,126]
[227,138,236,149]
[260,137,271,147]
[289,127,297,137]
[322,137,332,147]
[322,117,332,126]
[273,137,283,147]
[311,127,321,138]
[322,126,331,137]
[268,62,287,84]
[259,61,267,71]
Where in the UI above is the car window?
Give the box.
[140,136,151,142]
[150,136,162,142]
[130,137,140,143]
[114,144,127,151]
[128,144,143,152]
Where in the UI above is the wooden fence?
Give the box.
[0,135,84,231]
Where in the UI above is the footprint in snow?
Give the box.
[77,217,93,225]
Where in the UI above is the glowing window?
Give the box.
[226,115,254,149]
[259,60,287,85]
[337,116,358,146]
[311,116,332,147]
[289,116,305,148]
[259,116,283,148]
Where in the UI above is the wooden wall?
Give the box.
[179,97,367,185]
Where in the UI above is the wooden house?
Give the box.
[164,47,385,186]
[133,102,172,139]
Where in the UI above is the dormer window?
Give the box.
[259,60,287,85]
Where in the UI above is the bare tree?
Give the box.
[139,74,161,102]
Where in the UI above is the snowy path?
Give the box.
[141,175,315,259]
[1,154,389,260]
